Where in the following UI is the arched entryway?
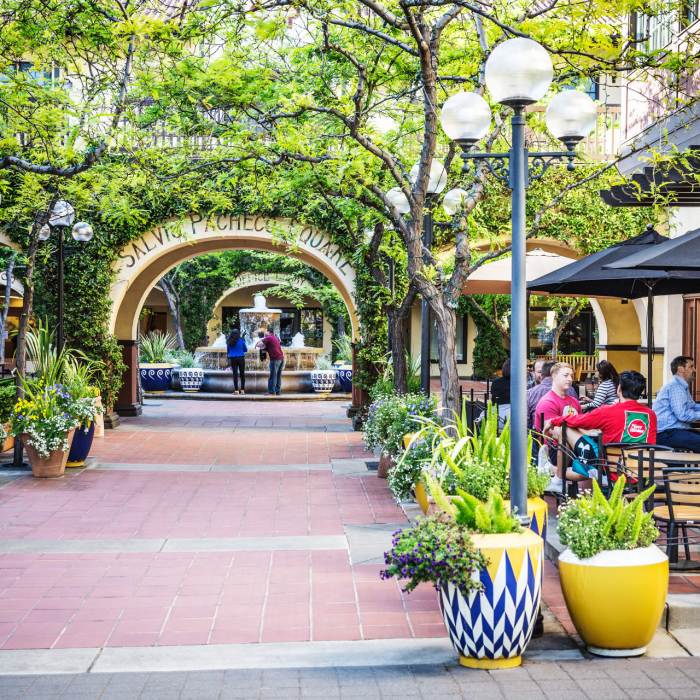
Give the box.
[108,214,358,415]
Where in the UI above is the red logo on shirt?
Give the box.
[627,419,646,438]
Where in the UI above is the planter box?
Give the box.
[179,367,205,392]
[559,545,668,656]
[439,529,543,669]
[67,422,96,467]
[377,454,394,479]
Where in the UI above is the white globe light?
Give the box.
[72,221,94,242]
[485,38,553,106]
[409,160,448,194]
[37,224,51,241]
[443,188,469,216]
[385,187,410,215]
[440,92,492,143]
[545,90,598,143]
[49,200,75,227]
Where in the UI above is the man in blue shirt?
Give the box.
[653,355,700,451]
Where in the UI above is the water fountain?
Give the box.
[195,292,325,392]
[238,293,281,344]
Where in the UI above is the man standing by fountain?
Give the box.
[257,329,285,395]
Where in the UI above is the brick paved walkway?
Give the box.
[0,397,697,677]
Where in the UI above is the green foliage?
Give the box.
[314,354,333,371]
[369,353,421,401]
[380,515,487,596]
[452,489,522,535]
[364,393,437,458]
[166,350,202,368]
[421,403,546,502]
[140,332,177,364]
[0,380,17,425]
[333,334,353,364]
[388,428,440,501]
[558,476,659,560]
[461,296,509,379]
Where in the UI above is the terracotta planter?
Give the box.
[94,396,105,438]
[377,454,395,479]
[21,429,75,478]
[1,422,14,453]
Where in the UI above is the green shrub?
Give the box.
[558,476,658,559]
[388,429,439,501]
[140,332,177,363]
[0,381,17,424]
[364,393,437,458]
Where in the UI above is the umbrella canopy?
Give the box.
[527,226,700,398]
[463,248,574,294]
[605,227,700,272]
[527,226,700,299]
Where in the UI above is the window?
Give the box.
[631,3,676,52]
[430,314,467,363]
[683,0,699,26]
[300,309,324,348]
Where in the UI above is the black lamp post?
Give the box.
[38,201,93,350]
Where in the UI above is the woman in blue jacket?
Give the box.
[226,328,248,394]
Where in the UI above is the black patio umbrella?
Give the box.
[605,227,700,271]
[527,226,700,397]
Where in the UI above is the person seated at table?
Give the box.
[544,371,657,480]
[489,359,512,426]
[535,363,582,489]
[654,355,700,452]
[527,360,578,428]
[581,360,619,412]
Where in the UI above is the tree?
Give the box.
[132,0,680,412]
[157,271,186,350]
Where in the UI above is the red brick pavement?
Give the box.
[1,399,694,651]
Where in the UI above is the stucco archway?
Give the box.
[109,214,358,415]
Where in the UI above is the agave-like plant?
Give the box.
[23,320,84,388]
[332,334,353,364]
[139,331,177,364]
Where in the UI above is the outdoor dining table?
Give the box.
[624,450,700,570]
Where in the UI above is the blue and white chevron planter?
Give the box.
[438,530,543,668]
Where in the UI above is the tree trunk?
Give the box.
[157,275,185,349]
[433,302,460,417]
[16,233,41,399]
[0,253,16,364]
[388,308,409,394]
[336,313,345,338]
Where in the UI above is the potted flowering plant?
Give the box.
[139,331,177,392]
[64,359,103,467]
[557,476,667,657]
[10,384,83,478]
[382,486,543,669]
[364,393,437,478]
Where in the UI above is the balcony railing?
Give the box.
[528,104,621,162]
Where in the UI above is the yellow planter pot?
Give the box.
[439,529,544,669]
[559,545,668,656]
[505,497,548,540]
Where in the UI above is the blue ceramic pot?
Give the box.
[67,422,95,467]
[336,366,353,393]
[140,364,174,392]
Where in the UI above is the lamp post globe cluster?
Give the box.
[39,199,93,351]
[438,37,596,519]
[383,37,595,520]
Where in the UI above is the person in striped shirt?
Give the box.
[582,360,619,412]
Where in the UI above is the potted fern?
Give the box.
[139,331,177,392]
[415,403,550,537]
[382,484,543,669]
[557,476,668,657]
[310,354,337,393]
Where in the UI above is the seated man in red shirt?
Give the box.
[534,362,582,489]
[543,370,656,482]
